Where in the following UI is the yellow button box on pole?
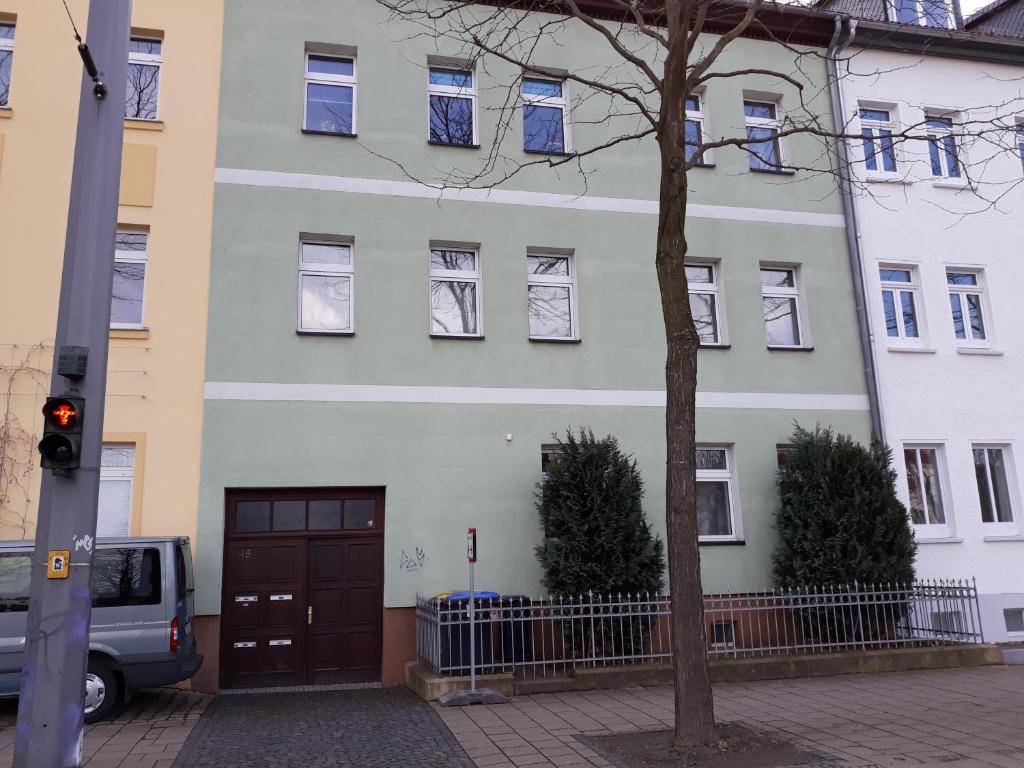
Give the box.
[46,551,71,579]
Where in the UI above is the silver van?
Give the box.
[0,536,203,721]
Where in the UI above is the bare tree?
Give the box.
[369,0,1023,748]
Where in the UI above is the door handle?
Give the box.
[307,605,312,625]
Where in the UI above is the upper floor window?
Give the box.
[946,270,987,344]
[744,100,782,171]
[891,0,951,27]
[430,247,481,337]
[111,230,148,328]
[686,263,722,346]
[0,23,14,108]
[859,107,897,174]
[428,67,476,147]
[925,114,960,179]
[760,266,803,348]
[973,445,1016,526]
[685,95,708,166]
[126,36,162,121]
[1016,123,1023,172]
[879,267,921,341]
[903,446,949,534]
[527,252,577,340]
[522,77,570,154]
[696,447,737,540]
[304,53,356,135]
[298,239,354,333]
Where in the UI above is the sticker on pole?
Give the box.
[46,550,71,579]
[466,527,477,563]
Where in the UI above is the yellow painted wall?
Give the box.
[0,0,223,544]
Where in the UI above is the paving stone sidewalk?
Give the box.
[436,666,1024,768]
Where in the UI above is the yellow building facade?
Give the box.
[0,1,222,549]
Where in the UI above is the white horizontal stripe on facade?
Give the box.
[215,168,846,229]
[204,382,869,411]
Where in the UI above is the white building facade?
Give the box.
[832,5,1024,641]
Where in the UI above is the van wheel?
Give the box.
[84,660,119,723]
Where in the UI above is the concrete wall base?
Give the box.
[406,644,1004,701]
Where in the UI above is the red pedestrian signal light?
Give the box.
[45,401,79,430]
[39,396,85,473]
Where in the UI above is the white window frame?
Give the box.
[0,21,15,109]
[98,444,135,538]
[879,264,926,348]
[945,268,990,348]
[887,0,953,28]
[521,76,572,154]
[760,264,805,349]
[297,238,355,334]
[743,97,785,171]
[684,93,713,166]
[1017,120,1024,173]
[924,111,963,182]
[127,35,162,121]
[972,443,1019,534]
[110,229,149,330]
[303,52,357,135]
[902,444,954,540]
[858,103,900,177]
[429,245,483,338]
[695,445,740,542]
[426,65,477,146]
[526,250,578,341]
[685,261,726,346]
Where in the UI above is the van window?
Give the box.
[92,548,161,608]
[0,554,31,613]
[175,545,186,602]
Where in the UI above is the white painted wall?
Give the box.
[839,48,1024,642]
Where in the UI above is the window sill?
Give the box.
[956,347,1002,356]
[750,167,796,176]
[865,174,908,184]
[692,161,717,169]
[429,333,484,340]
[982,534,1024,542]
[110,328,150,340]
[886,345,936,354]
[699,539,745,546]
[428,140,481,149]
[302,128,357,138]
[916,536,963,544]
[529,337,581,344]
[699,343,731,350]
[125,118,164,132]
[0,106,12,119]
[767,345,813,352]
[523,148,573,157]
[296,330,354,337]
[932,178,969,190]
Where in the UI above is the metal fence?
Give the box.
[416,579,984,678]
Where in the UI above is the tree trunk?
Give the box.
[656,24,717,746]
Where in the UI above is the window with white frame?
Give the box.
[527,251,576,340]
[973,445,1016,525]
[685,95,708,166]
[304,52,356,135]
[696,447,736,540]
[744,100,782,171]
[540,444,562,479]
[298,239,354,333]
[0,22,14,108]
[685,263,722,345]
[859,107,898,174]
[1016,123,1023,173]
[428,66,476,146]
[879,267,922,341]
[946,270,988,344]
[522,77,570,154]
[925,114,961,179]
[126,36,162,120]
[430,247,481,336]
[903,446,949,533]
[760,266,803,347]
[111,230,148,328]
[890,0,952,27]
[98,445,135,538]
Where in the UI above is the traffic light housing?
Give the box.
[38,396,85,473]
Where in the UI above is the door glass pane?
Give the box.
[343,500,376,529]
[236,501,270,532]
[305,83,353,134]
[527,285,571,338]
[763,297,800,346]
[430,280,477,334]
[0,554,31,613]
[308,500,343,530]
[273,501,306,531]
[988,449,1014,522]
[696,481,732,536]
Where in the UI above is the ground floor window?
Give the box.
[97,444,135,537]
[696,446,737,540]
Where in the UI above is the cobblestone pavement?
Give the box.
[0,688,209,767]
[172,686,473,768]
[436,666,1024,768]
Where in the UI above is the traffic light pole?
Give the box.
[13,3,131,767]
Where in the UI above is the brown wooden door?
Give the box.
[307,537,383,684]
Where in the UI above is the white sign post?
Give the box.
[467,527,477,693]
